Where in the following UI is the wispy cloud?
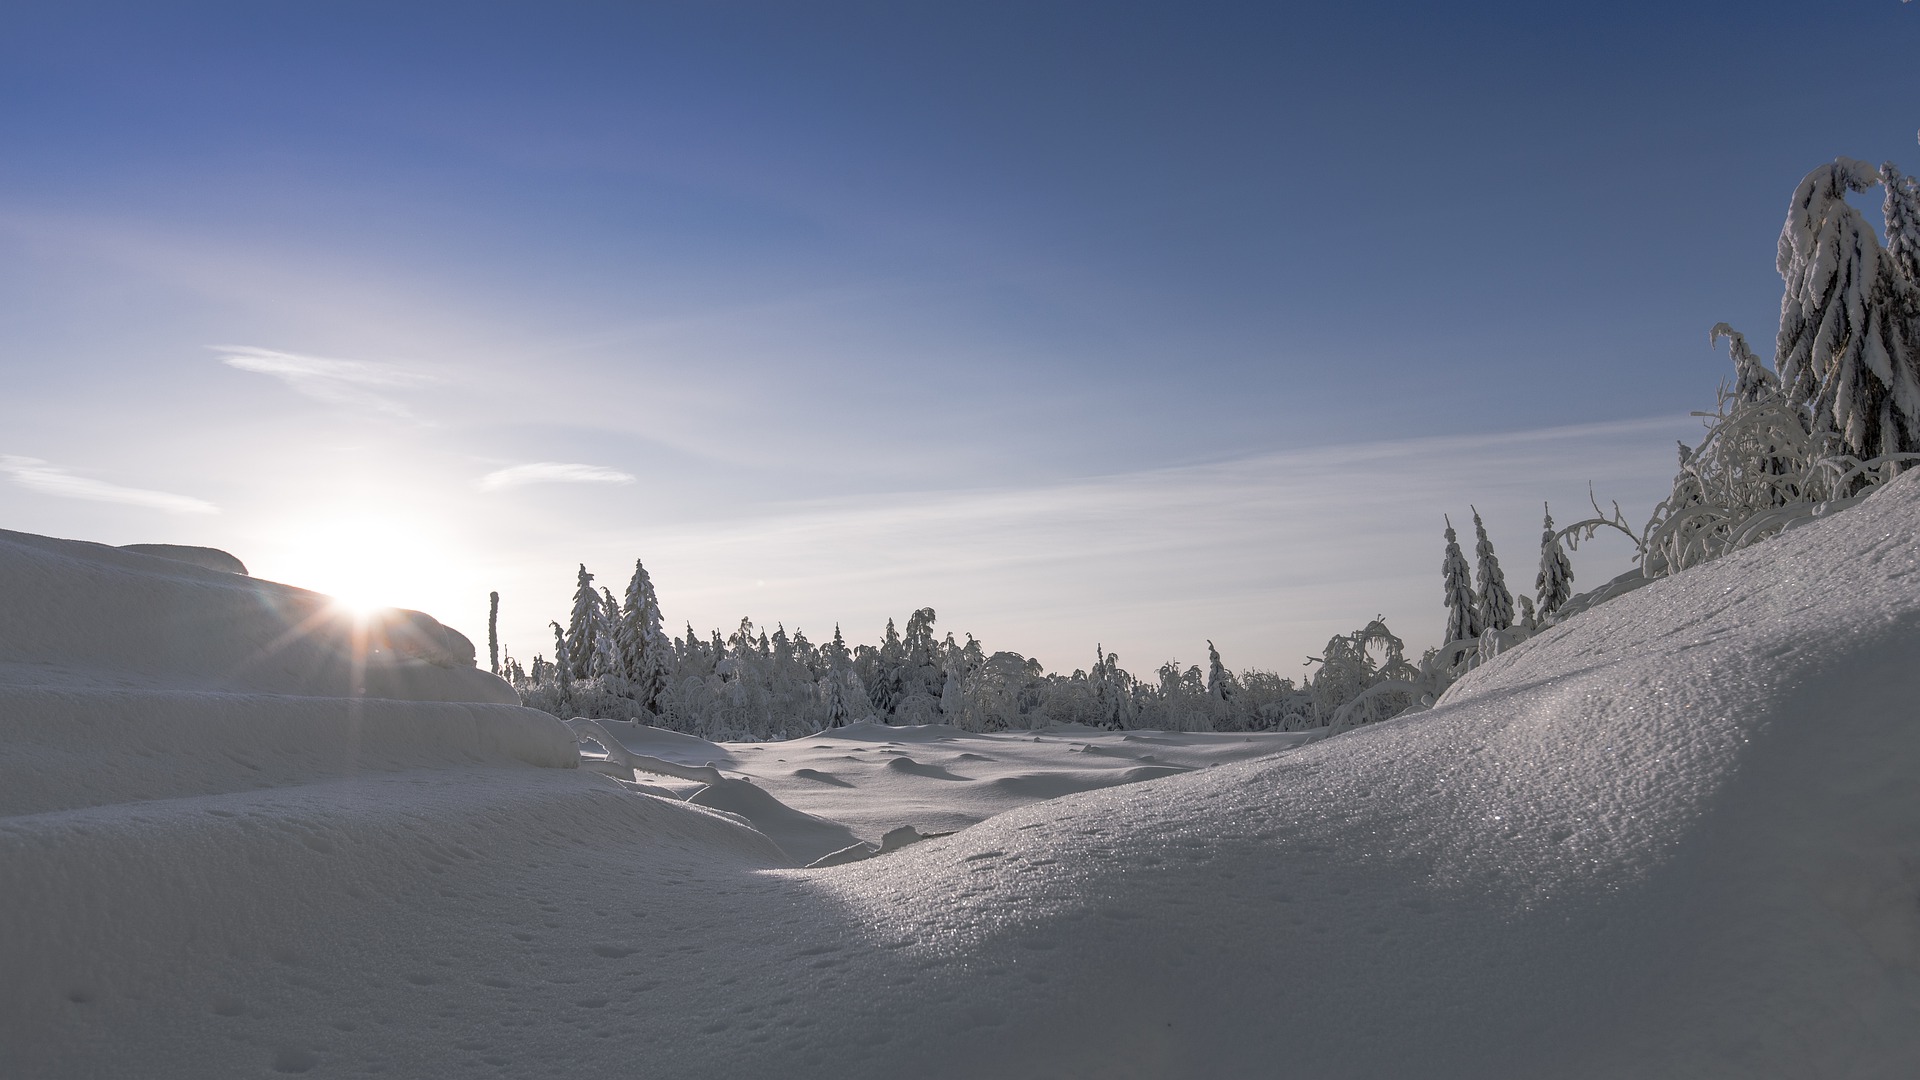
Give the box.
[477,462,637,492]
[215,346,438,419]
[0,456,218,515]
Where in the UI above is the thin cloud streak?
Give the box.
[652,415,1694,567]
[477,462,637,492]
[215,346,439,419]
[0,456,218,515]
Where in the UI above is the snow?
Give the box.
[5,472,1920,1076]
[575,716,1312,864]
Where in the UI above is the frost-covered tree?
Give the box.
[938,658,966,724]
[1534,504,1574,618]
[867,618,903,720]
[618,559,670,715]
[1441,515,1481,645]
[564,565,599,680]
[822,624,854,727]
[1090,644,1135,730]
[1775,158,1920,458]
[548,621,573,711]
[1471,509,1514,633]
[1308,618,1417,730]
[1516,595,1538,632]
[1712,323,1781,408]
[589,588,620,680]
[790,627,818,679]
[1204,640,1238,729]
[1884,161,1920,285]
[901,607,941,704]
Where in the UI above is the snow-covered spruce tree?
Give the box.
[719,617,773,738]
[1091,645,1111,727]
[1720,322,1782,407]
[1471,508,1514,634]
[893,608,942,723]
[1308,618,1418,731]
[1091,644,1134,731]
[564,564,599,680]
[790,627,818,680]
[1205,639,1242,730]
[867,618,903,721]
[1885,161,1920,285]
[1775,157,1920,460]
[1204,640,1232,702]
[1534,504,1574,619]
[587,589,621,681]
[618,559,670,716]
[548,621,574,712]
[938,655,967,726]
[767,624,815,732]
[1441,515,1482,646]
[822,624,854,727]
[939,633,990,730]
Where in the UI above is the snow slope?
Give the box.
[4,470,1920,1077]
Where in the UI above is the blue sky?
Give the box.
[2,2,1916,675]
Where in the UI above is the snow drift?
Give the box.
[0,528,576,818]
[4,470,1920,1077]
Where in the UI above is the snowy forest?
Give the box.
[497,153,1920,743]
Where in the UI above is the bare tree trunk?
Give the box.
[487,591,500,676]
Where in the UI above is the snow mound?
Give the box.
[116,542,249,575]
[797,469,1920,1077]
[686,777,864,864]
[1,528,503,698]
[0,528,575,815]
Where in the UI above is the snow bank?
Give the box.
[5,470,1920,1077]
[0,528,505,700]
[0,529,577,816]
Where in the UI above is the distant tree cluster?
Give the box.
[494,569,1406,739]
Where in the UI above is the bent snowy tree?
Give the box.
[1775,157,1920,460]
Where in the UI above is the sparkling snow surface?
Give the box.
[4,472,1920,1077]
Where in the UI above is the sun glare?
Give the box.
[325,583,394,619]
[266,513,448,618]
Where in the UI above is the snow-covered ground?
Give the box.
[5,472,1920,1077]
[575,717,1315,865]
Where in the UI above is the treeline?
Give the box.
[489,529,1552,741]
[491,563,1343,739]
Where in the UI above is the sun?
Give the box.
[267,512,443,617]
[324,579,397,618]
